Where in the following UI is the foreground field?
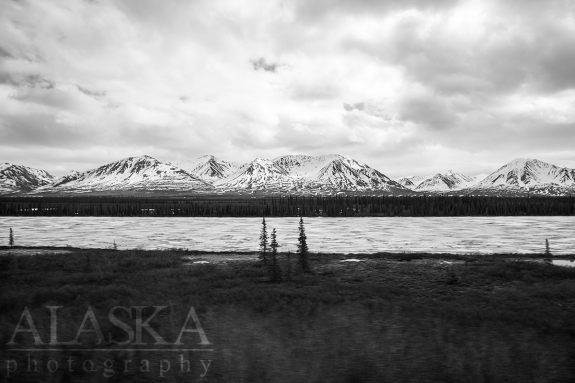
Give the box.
[1,248,575,382]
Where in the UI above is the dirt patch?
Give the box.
[182,253,259,264]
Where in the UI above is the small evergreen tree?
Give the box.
[545,238,552,265]
[270,228,282,282]
[9,228,14,247]
[259,218,269,265]
[297,218,310,272]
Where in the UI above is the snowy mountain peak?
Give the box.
[251,157,275,166]
[171,155,243,183]
[244,158,287,175]
[0,163,55,193]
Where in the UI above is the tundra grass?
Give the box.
[1,249,574,382]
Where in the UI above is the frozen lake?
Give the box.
[0,216,573,255]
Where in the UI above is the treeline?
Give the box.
[1,195,574,216]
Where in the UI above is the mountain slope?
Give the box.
[0,163,54,193]
[33,155,214,194]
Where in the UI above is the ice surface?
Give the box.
[552,260,575,267]
[1,216,574,255]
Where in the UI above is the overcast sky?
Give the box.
[1,0,575,178]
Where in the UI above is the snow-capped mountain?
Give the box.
[0,163,54,193]
[214,158,294,191]
[214,154,406,193]
[32,155,214,194]
[397,171,480,192]
[468,158,575,195]
[172,155,244,183]
[304,155,403,191]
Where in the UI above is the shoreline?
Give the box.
[1,245,573,260]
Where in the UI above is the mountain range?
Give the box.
[1,155,574,196]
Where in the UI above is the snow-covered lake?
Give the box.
[0,216,573,255]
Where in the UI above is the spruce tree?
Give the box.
[270,228,282,282]
[545,238,552,265]
[9,228,14,247]
[259,217,269,265]
[297,218,310,272]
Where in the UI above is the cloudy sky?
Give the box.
[1,0,575,178]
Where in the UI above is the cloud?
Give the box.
[343,102,392,120]
[398,96,458,130]
[252,57,277,72]
[0,0,573,178]
[0,73,55,89]
[343,103,364,112]
[294,0,459,22]
[77,85,106,99]
[0,46,13,58]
